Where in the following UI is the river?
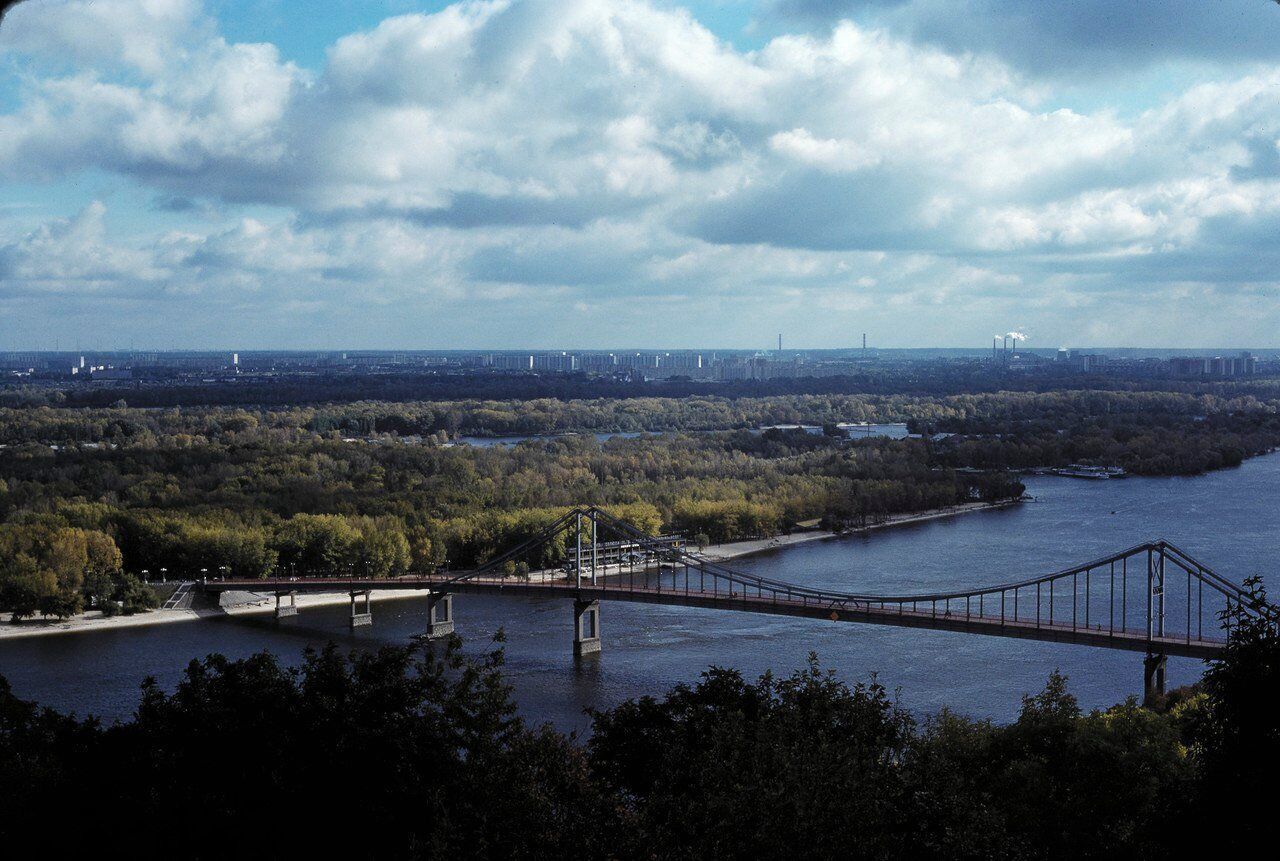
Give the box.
[2,453,1276,732]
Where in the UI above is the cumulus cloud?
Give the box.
[769,0,1280,76]
[1,0,1279,346]
[1,0,204,74]
[0,201,165,294]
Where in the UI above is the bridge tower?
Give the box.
[1145,545,1167,701]
[572,509,602,656]
[573,509,599,587]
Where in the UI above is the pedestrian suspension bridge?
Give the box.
[201,506,1277,699]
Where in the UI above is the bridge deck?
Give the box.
[203,574,1224,660]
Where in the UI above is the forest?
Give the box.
[0,425,1019,617]
[2,386,1277,446]
[0,586,1275,858]
[3,387,1275,617]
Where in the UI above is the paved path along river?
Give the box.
[2,453,1276,732]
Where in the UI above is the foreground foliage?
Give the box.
[1,597,1275,858]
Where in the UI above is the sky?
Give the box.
[2,1,1280,350]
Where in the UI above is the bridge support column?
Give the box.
[426,592,454,640]
[274,590,297,619]
[573,599,601,658]
[350,590,372,628]
[1143,652,1167,703]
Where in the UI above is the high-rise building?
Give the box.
[491,354,534,370]
[532,352,578,372]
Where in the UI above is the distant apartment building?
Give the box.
[656,352,704,376]
[0,354,42,372]
[715,356,805,381]
[579,353,618,373]
[1070,353,1108,373]
[489,353,534,370]
[616,352,660,371]
[532,352,578,373]
[1169,352,1257,377]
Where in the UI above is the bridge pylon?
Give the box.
[1143,652,1167,703]
[574,599,601,657]
[426,591,454,640]
[274,590,297,619]
[349,590,372,628]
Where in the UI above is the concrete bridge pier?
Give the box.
[274,590,297,619]
[350,590,373,628]
[1143,652,1167,702]
[574,599,601,658]
[426,592,454,640]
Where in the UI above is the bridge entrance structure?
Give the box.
[201,507,1276,700]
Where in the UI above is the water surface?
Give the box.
[2,454,1276,732]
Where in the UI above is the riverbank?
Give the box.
[0,589,428,640]
[0,497,1022,640]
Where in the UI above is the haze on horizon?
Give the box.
[3,0,1280,351]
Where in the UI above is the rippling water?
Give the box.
[2,453,1277,732]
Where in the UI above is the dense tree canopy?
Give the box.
[1,419,1025,615]
[2,599,1275,858]
[6,386,1278,616]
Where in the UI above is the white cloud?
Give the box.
[0,201,165,292]
[769,128,881,173]
[1,0,205,75]
[1,0,1279,346]
[771,1,1280,77]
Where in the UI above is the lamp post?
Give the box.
[159,568,167,584]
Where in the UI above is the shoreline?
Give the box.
[0,497,1022,641]
[0,589,431,640]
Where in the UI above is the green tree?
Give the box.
[272,514,360,574]
[1193,577,1280,846]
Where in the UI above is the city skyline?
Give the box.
[4,1,1280,349]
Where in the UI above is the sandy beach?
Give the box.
[0,497,1021,640]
